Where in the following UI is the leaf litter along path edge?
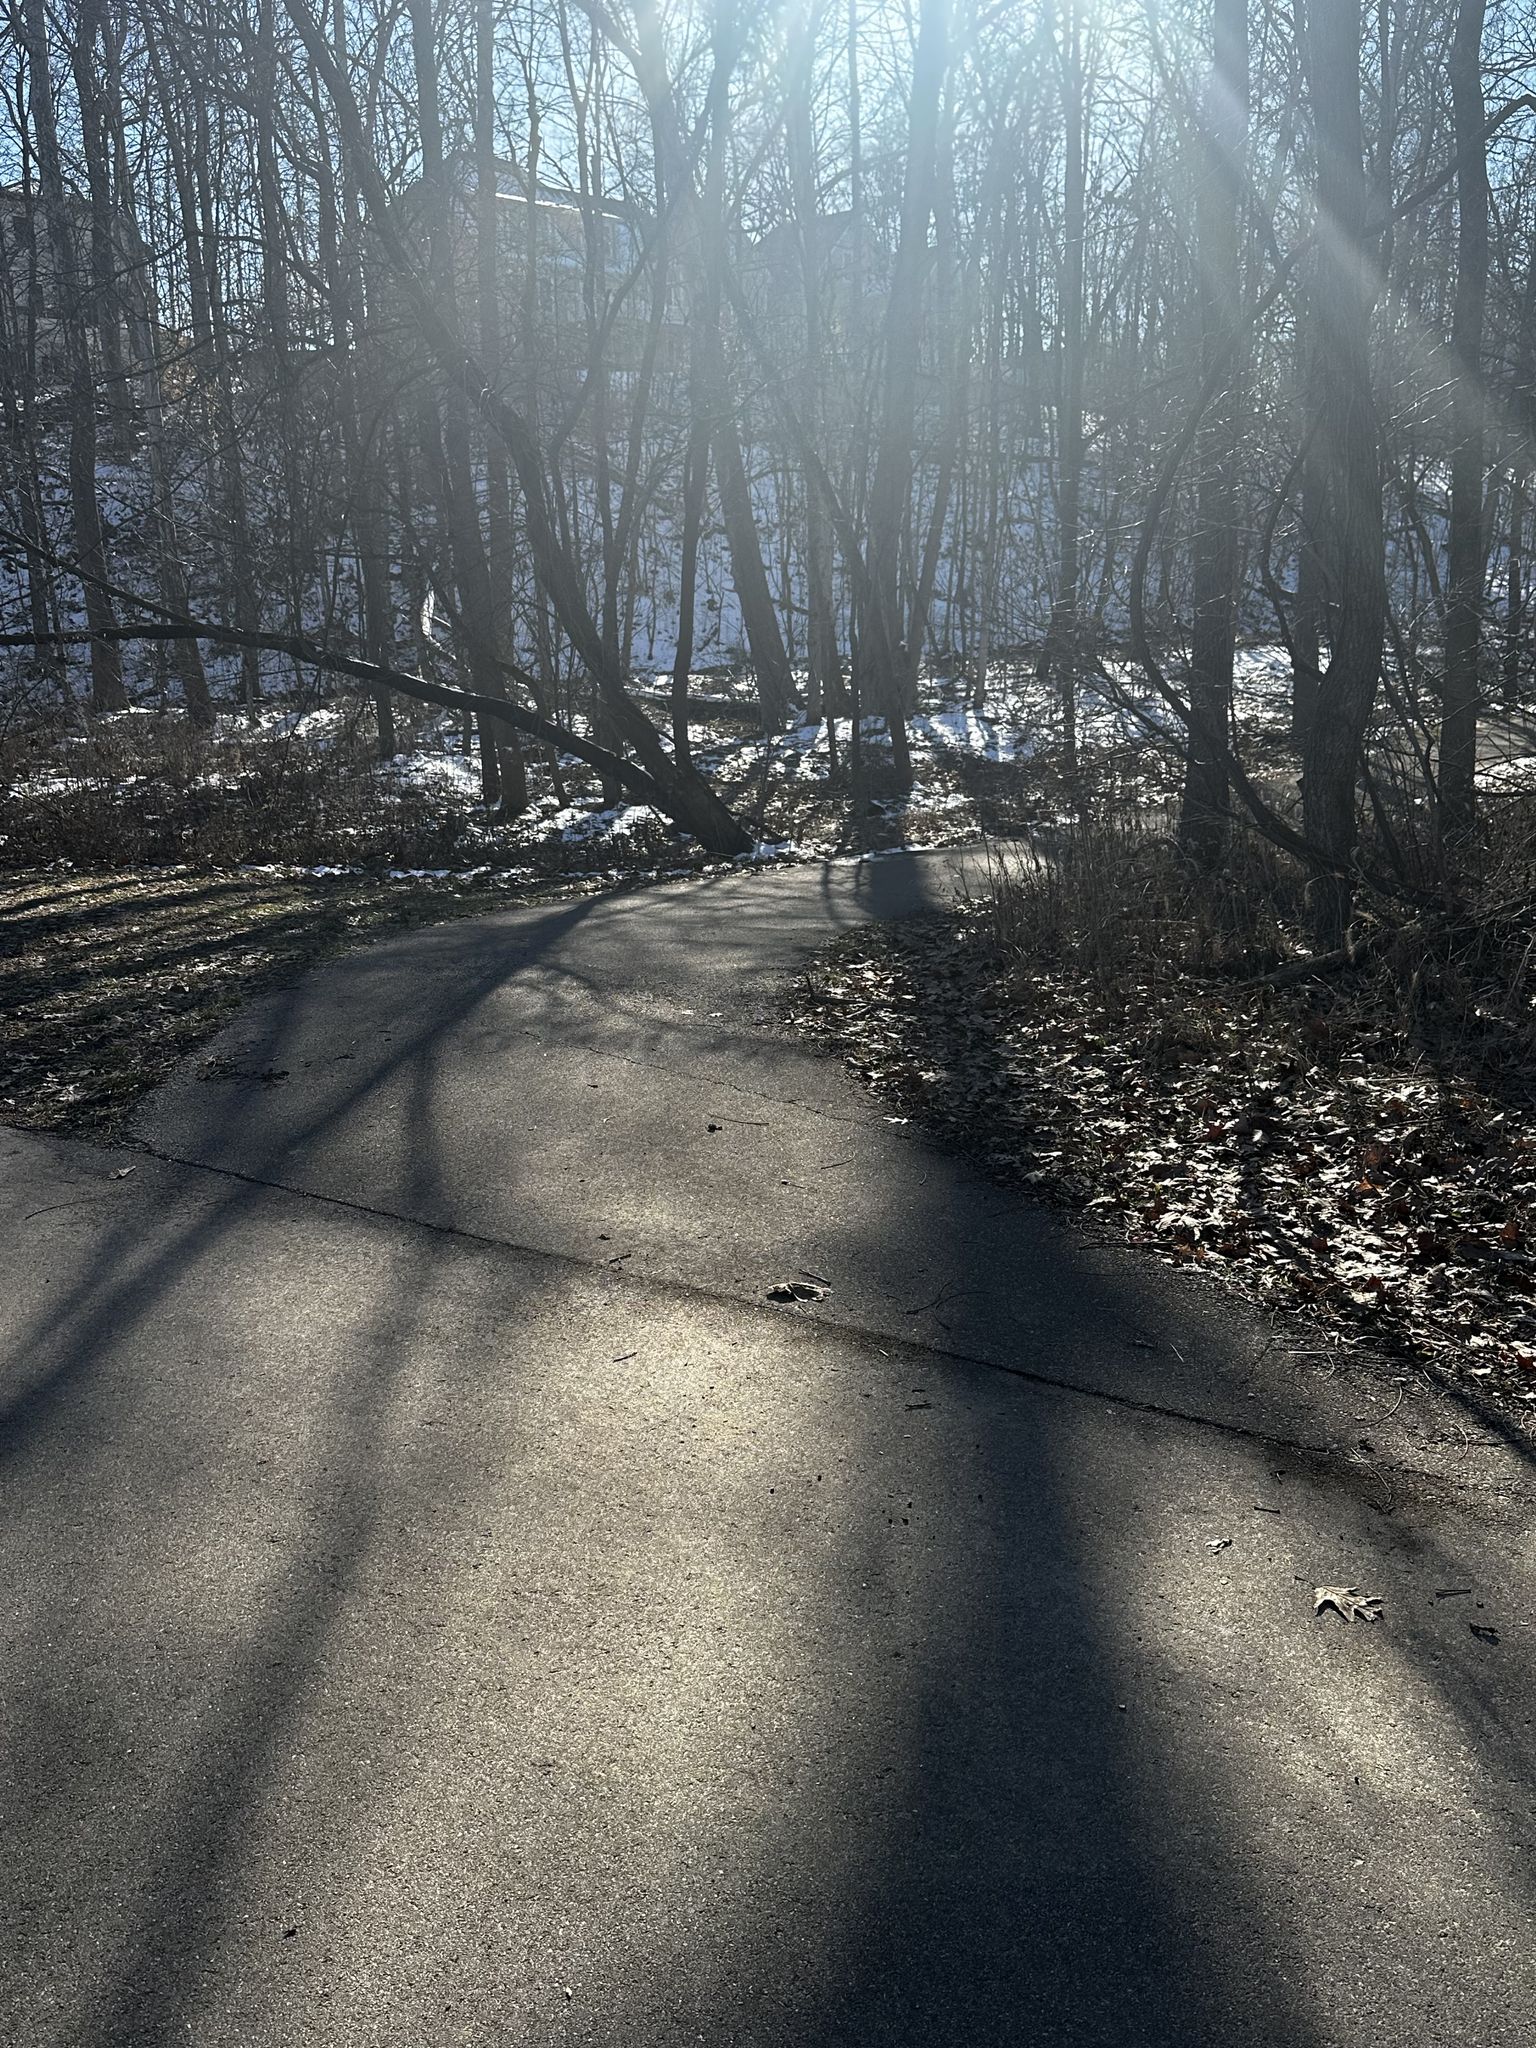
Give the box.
[783,912,1536,1416]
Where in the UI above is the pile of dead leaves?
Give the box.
[786,912,1536,1402]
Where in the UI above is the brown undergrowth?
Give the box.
[786,820,1536,1403]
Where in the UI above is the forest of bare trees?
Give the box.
[10,11,1536,2028]
[2,0,1534,922]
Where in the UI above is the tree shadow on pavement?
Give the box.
[749,925,1536,2047]
[4,858,1535,2046]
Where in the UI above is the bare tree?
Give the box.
[1178,0,1249,864]
[863,0,949,787]
[1300,0,1386,946]
[1437,0,1489,841]
[17,0,125,711]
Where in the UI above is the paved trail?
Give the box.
[3,850,1534,2046]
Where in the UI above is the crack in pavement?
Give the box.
[119,1133,1499,1492]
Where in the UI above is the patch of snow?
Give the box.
[1480,753,1536,791]
[887,787,974,814]
[292,706,348,741]
[552,802,671,844]
[737,838,804,864]
[387,751,483,797]
[910,706,1032,762]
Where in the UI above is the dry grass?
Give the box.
[0,866,549,1138]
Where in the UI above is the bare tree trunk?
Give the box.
[0,185,67,700]
[69,0,129,440]
[972,230,1007,707]
[21,0,125,712]
[95,7,212,726]
[1505,259,1536,702]
[192,98,262,715]
[122,219,214,725]
[863,0,949,787]
[255,0,305,654]
[634,0,793,730]
[407,0,512,810]
[1300,0,1386,948]
[906,131,963,688]
[1507,477,1527,701]
[670,418,707,766]
[476,0,527,812]
[787,36,841,734]
[1037,0,1085,777]
[513,73,565,794]
[1291,315,1327,740]
[1178,0,1248,865]
[1438,0,1489,840]
[711,416,791,725]
[317,1,394,757]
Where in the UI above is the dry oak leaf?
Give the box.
[1314,1586,1383,1623]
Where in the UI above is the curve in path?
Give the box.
[0,850,1531,2047]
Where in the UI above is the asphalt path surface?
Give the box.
[4,848,1535,2045]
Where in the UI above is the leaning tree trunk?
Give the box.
[711,410,793,727]
[1178,0,1249,865]
[1437,0,1490,843]
[1300,0,1387,948]
[287,0,751,855]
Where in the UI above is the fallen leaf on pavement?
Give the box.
[767,1279,830,1303]
[1315,1586,1383,1623]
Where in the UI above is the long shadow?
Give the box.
[6,916,375,1010]
[305,852,1347,2041]
[742,912,1536,2045]
[690,1148,1327,2041]
[0,896,613,2041]
[36,1217,451,2046]
[6,858,1535,2044]
[0,892,602,1458]
[128,857,964,1227]
[1,874,169,920]
[2,874,267,934]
